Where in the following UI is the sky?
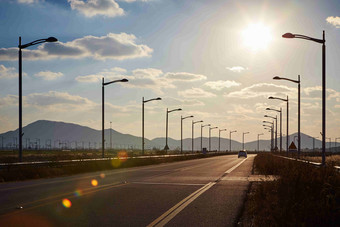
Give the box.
[0,0,340,143]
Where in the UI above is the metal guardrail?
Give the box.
[0,152,227,168]
[274,155,340,172]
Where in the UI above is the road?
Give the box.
[0,154,255,226]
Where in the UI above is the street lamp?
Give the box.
[181,115,194,153]
[336,137,340,153]
[219,129,227,152]
[282,31,326,165]
[201,124,210,152]
[274,75,301,157]
[242,132,250,151]
[209,127,218,152]
[18,36,58,162]
[257,133,264,152]
[266,107,282,152]
[263,121,274,151]
[164,108,182,152]
[110,121,112,149]
[264,115,277,151]
[269,96,289,155]
[308,136,318,152]
[142,97,162,155]
[102,78,128,158]
[230,130,237,152]
[192,120,203,153]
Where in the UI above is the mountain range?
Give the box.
[0,120,338,152]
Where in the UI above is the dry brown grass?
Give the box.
[246,153,340,226]
[301,154,340,166]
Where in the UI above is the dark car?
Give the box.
[238,150,247,158]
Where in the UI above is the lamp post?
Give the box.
[274,75,301,157]
[266,107,282,152]
[336,137,340,153]
[201,124,210,152]
[165,108,182,152]
[142,97,162,155]
[230,130,237,152]
[18,36,58,161]
[257,133,264,151]
[219,129,227,152]
[242,132,250,151]
[263,126,272,149]
[192,120,203,153]
[282,31,326,165]
[209,127,218,152]
[263,121,274,151]
[181,115,193,153]
[102,78,128,158]
[264,115,277,151]
[269,96,289,155]
[110,121,112,149]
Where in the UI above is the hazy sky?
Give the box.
[1,0,340,143]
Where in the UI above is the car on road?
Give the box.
[238,150,247,158]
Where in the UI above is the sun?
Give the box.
[242,23,272,51]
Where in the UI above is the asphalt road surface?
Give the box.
[0,154,255,227]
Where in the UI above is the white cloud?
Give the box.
[165,72,206,81]
[224,83,294,99]
[25,91,96,111]
[17,0,40,4]
[164,97,204,107]
[76,68,208,94]
[0,95,17,106]
[178,88,216,98]
[0,65,17,79]
[34,71,63,80]
[326,16,340,28]
[204,80,241,90]
[304,86,340,100]
[68,0,124,18]
[0,33,152,61]
[226,66,247,73]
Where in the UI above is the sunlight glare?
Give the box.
[62,198,72,208]
[242,23,272,51]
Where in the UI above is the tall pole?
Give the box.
[275,116,277,151]
[209,128,211,152]
[181,115,183,153]
[102,78,105,158]
[165,108,168,151]
[280,108,282,153]
[322,31,326,165]
[287,96,289,156]
[298,75,301,158]
[110,121,112,149]
[19,37,23,162]
[192,121,194,153]
[242,133,244,151]
[201,125,203,152]
[142,97,144,155]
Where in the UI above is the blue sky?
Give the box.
[1,0,340,143]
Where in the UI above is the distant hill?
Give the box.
[0,120,157,150]
[0,120,337,151]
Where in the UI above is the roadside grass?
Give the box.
[0,152,228,182]
[301,154,340,166]
[246,153,340,226]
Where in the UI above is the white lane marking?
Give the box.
[147,157,248,227]
[130,182,206,186]
[224,157,248,174]
[147,182,216,227]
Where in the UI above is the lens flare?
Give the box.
[118,151,128,162]
[91,179,98,187]
[100,173,105,178]
[62,199,72,208]
[74,189,83,197]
